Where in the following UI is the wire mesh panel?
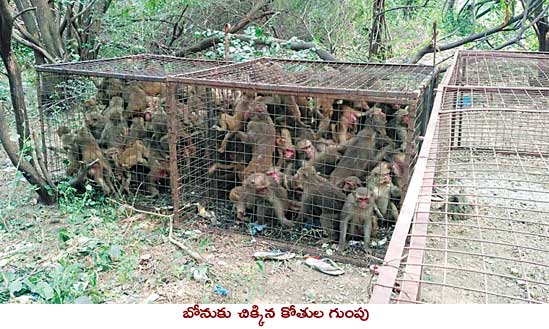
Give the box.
[36,56,229,210]
[169,58,437,262]
[372,86,549,304]
[449,50,549,88]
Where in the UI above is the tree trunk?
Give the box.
[532,0,549,51]
[0,0,56,205]
[369,0,391,60]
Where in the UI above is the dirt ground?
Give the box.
[419,151,549,303]
[0,148,376,304]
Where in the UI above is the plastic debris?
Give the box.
[370,237,388,248]
[248,223,267,236]
[304,257,345,276]
[213,284,228,297]
[191,267,211,283]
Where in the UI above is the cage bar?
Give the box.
[449,50,549,88]
[36,55,230,211]
[371,50,549,304]
[168,58,437,262]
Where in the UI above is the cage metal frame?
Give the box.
[35,54,232,210]
[167,57,438,261]
[371,50,549,304]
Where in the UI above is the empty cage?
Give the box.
[168,58,437,261]
[36,55,230,210]
[372,51,549,304]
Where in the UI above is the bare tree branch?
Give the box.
[175,1,275,57]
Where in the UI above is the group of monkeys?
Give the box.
[54,74,177,198]
[209,90,410,252]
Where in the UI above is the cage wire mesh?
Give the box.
[371,51,549,304]
[168,58,437,263]
[36,55,230,211]
[449,50,549,88]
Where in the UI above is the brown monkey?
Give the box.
[295,138,340,175]
[117,140,150,169]
[146,154,170,198]
[56,126,80,176]
[277,95,310,128]
[84,108,106,140]
[275,127,295,172]
[294,165,346,241]
[335,105,366,144]
[93,78,126,104]
[329,126,379,186]
[103,96,125,117]
[128,116,148,143]
[367,166,401,227]
[124,82,148,118]
[338,187,377,252]
[100,107,128,149]
[313,97,335,139]
[364,105,391,148]
[387,108,409,152]
[68,127,115,195]
[235,172,292,227]
[235,102,276,180]
[216,91,255,153]
[338,176,362,194]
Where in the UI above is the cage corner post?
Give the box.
[35,70,49,172]
[166,82,181,221]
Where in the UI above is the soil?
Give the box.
[417,151,549,303]
[0,147,377,304]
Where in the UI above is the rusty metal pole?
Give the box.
[166,82,181,221]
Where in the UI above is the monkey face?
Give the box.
[284,147,295,159]
[381,173,392,185]
[401,114,410,125]
[266,169,281,184]
[299,142,314,159]
[355,188,371,209]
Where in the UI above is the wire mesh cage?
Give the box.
[371,51,549,304]
[36,55,230,210]
[168,58,437,262]
[449,50,549,88]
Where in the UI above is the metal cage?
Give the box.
[36,54,230,211]
[371,50,549,304]
[167,58,438,263]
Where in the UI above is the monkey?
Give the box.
[103,96,125,117]
[329,126,380,186]
[276,95,310,128]
[100,107,128,149]
[235,172,292,227]
[145,153,170,198]
[56,126,80,176]
[367,164,401,228]
[216,91,255,153]
[313,97,335,139]
[117,140,151,169]
[295,138,340,176]
[58,126,115,195]
[147,101,168,148]
[363,105,391,148]
[338,176,362,194]
[387,107,410,152]
[338,187,377,252]
[93,78,126,105]
[84,106,106,140]
[389,152,406,189]
[294,165,346,241]
[124,82,149,119]
[235,101,276,181]
[127,116,148,143]
[335,105,366,144]
[275,127,295,173]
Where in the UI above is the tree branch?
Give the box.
[407,7,532,63]
[234,34,337,61]
[175,1,275,57]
